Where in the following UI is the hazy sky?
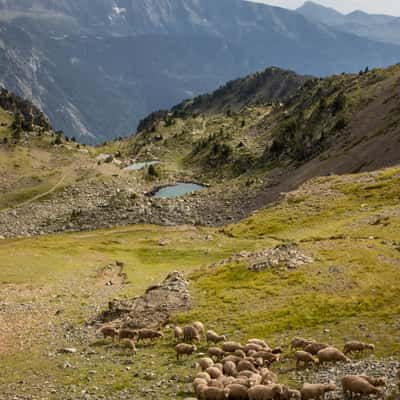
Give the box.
[250,0,400,16]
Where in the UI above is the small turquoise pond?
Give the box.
[124,161,159,171]
[153,183,206,198]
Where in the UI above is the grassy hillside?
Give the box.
[0,165,399,398]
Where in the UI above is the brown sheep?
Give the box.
[260,368,278,385]
[118,328,137,341]
[358,375,386,387]
[207,366,223,379]
[291,337,312,350]
[207,330,227,344]
[225,383,249,400]
[199,357,215,371]
[281,385,302,400]
[343,341,375,355]
[137,328,163,342]
[214,363,224,372]
[174,326,184,341]
[244,343,264,354]
[183,325,201,343]
[223,355,243,365]
[234,349,246,358]
[196,372,212,382]
[202,386,226,400]
[271,347,283,355]
[248,373,262,387]
[100,326,118,340]
[237,359,258,373]
[193,377,209,390]
[342,375,384,399]
[295,351,319,369]
[248,339,271,350]
[304,342,329,355]
[248,384,283,400]
[253,351,280,367]
[317,347,350,365]
[300,383,336,400]
[224,360,239,377]
[176,343,197,360]
[232,377,251,388]
[209,379,225,389]
[195,382,208,399]
[223,342,244,353]
[208,347,226,360]
[193,321,205,334]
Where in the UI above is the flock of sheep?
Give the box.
[99,322,398,400]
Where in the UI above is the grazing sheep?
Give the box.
[271,347,283,354]
[225,383,249,400]
[207,330,227,344]
[281,385,302,400]
[118,328,137,341]
[295,351,319,369]
[232,377,251,388]
[207,366,224,379]
[342,375,384,400]
[343,341,375,355]
[184,325,201,342]
[196,372,212,382]
[248,339,271,350]
[300,383,336,400]
[176,343,197,360]
[237,359,258,373]
[193,377,209,390]
[222,342,244,353]
[291,337,312,350]
[193,321,205,334]
[209,379,225,389]
[248,373,262,387]
[174,326,184,341]
[234,349,247,358]
[224,360,239,377]
[304,342,329,355]
[253,351,280,367]
[223,355,243,365]
[244,343,264,354]
[120,338,137,353]
[100,326,118,340]
[208,347,226,360]
[137,328,163,341]
[199,357,215,371]
[317,347,350,365]
[248,384,283,400]
[239,371,256,379]
[214,363,224,372]
[202,386,226,400]
[358,375,386,387]
[260,368,278,385]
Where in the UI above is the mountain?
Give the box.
[1,0,400,143]
[298,1,400,45]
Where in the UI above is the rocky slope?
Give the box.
[1,0,400,141]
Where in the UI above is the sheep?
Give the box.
[271,347,283,355]
[304,342,329,355]
[137,328,163,341]
[193,377,209,391]
[176,343,197,360]
[239,371,256,379]
[207,330,227,344]
[343,341,375,355]
[295,351,319,369]
[199,357,215,371]
[317,347,350,365]
[100,326,118,340]
[252,351,280,367]
[120,338,137,353]
[300,383,336,400]
[260,368,278,384]
[225,383,249,400]
[358,375,386,387]
[208,347,226,360]
[223,355,243,365]
[193,321,205,335]
[214,363,224,372]
[202,386,226,400]
[196,372,212,382]
[184,325,201,342]
[224,360,239,377]
[174,326,184,341]
[222,342,244,353]
[234,349,246,358]
[281,385,302,400]
[248,339,271,350]
[207,366,224,379]
[342,375,384,400]
[244,343,264,354]
[248,373,262,387]
[291,337,312,350]
[118,328,137,341]
[195,382,208,399]
[248,384,283,400]
[237,359,258,373]
[209,379,225,389]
